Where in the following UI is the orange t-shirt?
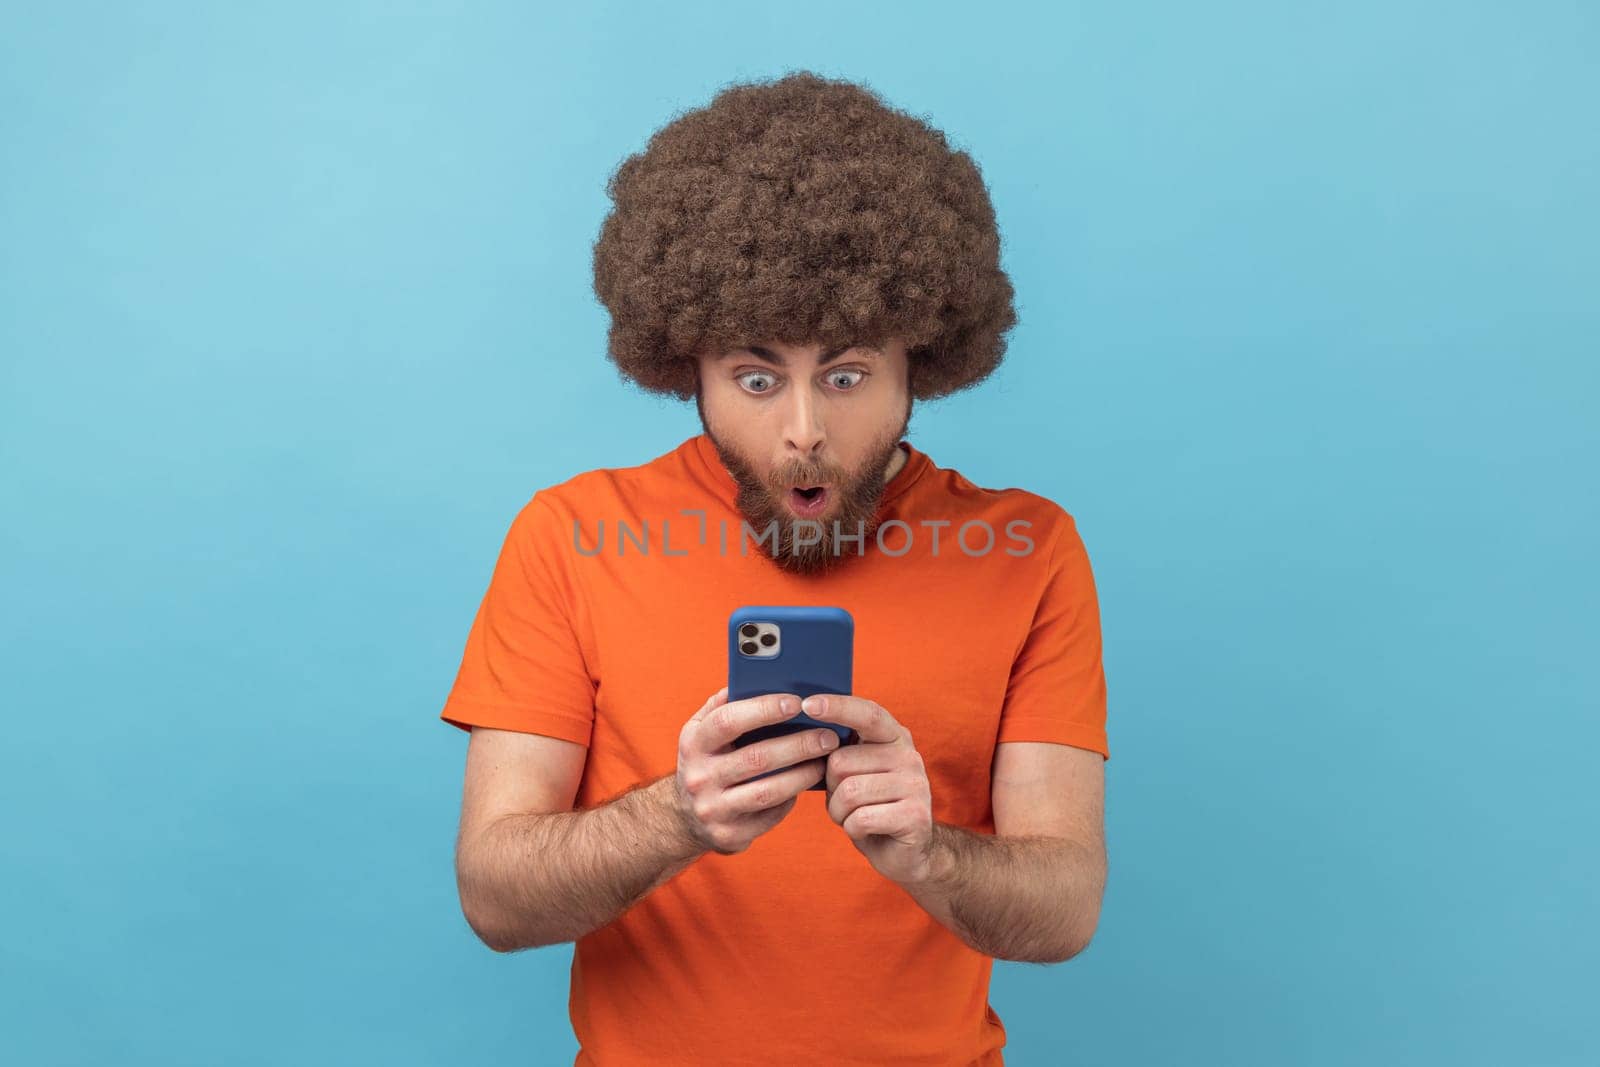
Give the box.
[440,432,1109,1066]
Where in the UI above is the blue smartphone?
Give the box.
[728,605,856,791]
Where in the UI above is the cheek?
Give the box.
[703,387,761,435]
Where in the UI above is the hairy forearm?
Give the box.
[901,822,1106,964]
[456,774,703,952]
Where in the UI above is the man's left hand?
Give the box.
[803,693,938,886]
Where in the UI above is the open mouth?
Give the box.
[786,484,831,517]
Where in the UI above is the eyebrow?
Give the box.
[731,343,875,367]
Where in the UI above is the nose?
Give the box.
[780,384,825,460]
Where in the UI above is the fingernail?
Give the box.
[781,696,796,714]
[820,731,839,750]
[803,696,824,717]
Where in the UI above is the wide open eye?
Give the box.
[736,371,778,394]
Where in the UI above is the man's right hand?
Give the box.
[669,686,838,855]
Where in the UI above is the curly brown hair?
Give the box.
[590,70,1017,401]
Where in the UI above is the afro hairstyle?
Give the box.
[590,70,1018,401]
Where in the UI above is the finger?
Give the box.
[699,692,800,751]
[706,792,799,854]
[718,729,838,788]
[801,694,901,745]
[744,793,799,830]
[823,742,906,793]
[689,685,731,726]
[825,770,910,825]
[721,757,827,817]
[840,797,918,842]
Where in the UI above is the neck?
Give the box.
[882,441,908,484]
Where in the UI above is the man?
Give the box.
[440,71,1109,1066]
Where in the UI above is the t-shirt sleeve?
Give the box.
[438,492,598,746]
[995,512,1110,760]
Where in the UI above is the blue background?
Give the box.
[3,2,1595,1064]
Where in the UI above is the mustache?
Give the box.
[766,463,843,487]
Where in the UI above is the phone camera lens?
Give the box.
[740,641,758,655]
[759,633,776,647]
[740,623,759,638]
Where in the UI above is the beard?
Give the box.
[696,395,912,577]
